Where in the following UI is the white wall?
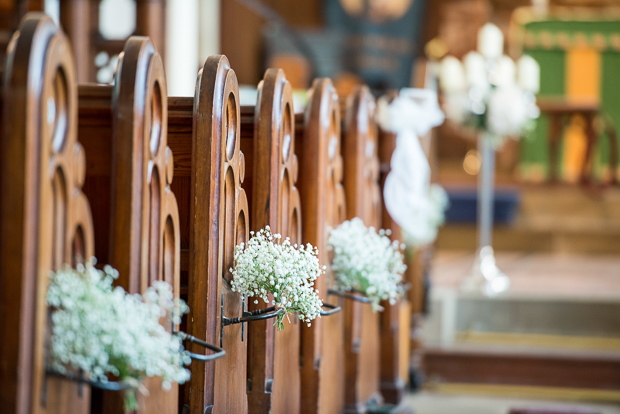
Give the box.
[199,0,220,64]
[47,0,218,95]
[166,0,220,96]
[166,0,200,96]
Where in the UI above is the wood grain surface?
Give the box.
[240,68,303,414]
[0,13,94,414]
[377,114,411,405]
[79,36,181,413]
[168,55,250,414]
[341,86,383,413]
[295,78,347,414]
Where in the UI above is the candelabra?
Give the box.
[438,23,540,295]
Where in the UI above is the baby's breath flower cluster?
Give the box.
[230,226,324,330]
[328,218,406,310]
[46,261,191,410]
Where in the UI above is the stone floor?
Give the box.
[404,392,620,414]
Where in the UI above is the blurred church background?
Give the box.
[10,0,620,412]
[219,1,620,412]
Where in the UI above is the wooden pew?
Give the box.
[377,118,413,409]
[0,13,94,414]
[295,79,347,414]
[378,90,433,394]
[239,68,303,414]
[80,42,250,413]
[78,36,181,413]
[340,86,384,413]
[405,246,429,387]
[167,55,250,413]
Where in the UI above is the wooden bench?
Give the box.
[167,55,250,413]
[239,68,303,414]
[340,86,384,413]
[78,36,182,413]
[0,13,95,414]
[1,13,419,413]
[377,123,411,408]
[79,39,255,414]
[295,78,347,414]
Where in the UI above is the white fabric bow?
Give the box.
[376,88,447,247]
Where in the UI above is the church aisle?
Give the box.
[404,392,620,414]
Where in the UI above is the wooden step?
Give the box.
[422,344,620,390]
[436,225,620,254]
[437,185,620,254]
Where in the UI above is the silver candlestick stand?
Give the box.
[461,134,510,295]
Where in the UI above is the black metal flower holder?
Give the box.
[319,303,341,316]
[45,367,136,391]
[219,294,342,345]
[174,331,226,362]
[327,288,373,304]
[220,294,285,346]
[327,289,385,311]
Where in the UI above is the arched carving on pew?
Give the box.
[297,78,347,414]
[341,85,383,413]
[247,68,302,414]
[185,54,250,413]
[110,36,181,411]
[252,68,301,240]
[111,36,180,297]
[0,13,94,414]
[343,87,381,229]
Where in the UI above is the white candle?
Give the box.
[517,55,541,94]
[495,55,516,86]
[478,23,504,59]
[439,56,466,94]
[533,0,549,14]
[464,51,489,93]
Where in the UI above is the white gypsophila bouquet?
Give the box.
[403,184,450,248]
[328,218,406,310]
[47,261,191,410]
[438,24,540,147]
[230,226,324,330]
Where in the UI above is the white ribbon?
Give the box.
[376,88,447,247]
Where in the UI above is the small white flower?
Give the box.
[231,227,324,330]
[328,218,406,311]
[47,260,191,410]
